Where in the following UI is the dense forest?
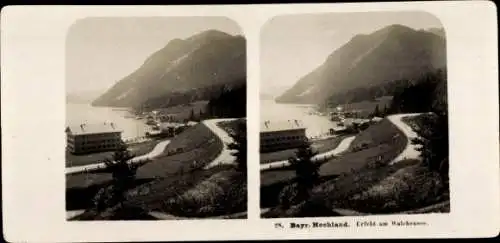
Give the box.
[323,68,447,116]
[205,82,246,118]
[136,82,238,111]
[390,68,449,181]
[388,68,447,115]
[324,79,410,108]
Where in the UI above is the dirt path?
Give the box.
[386,113,424,165]
[66,139,171,175]
[260,136,356,171]
[202,118,238,169]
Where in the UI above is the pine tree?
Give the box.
[383,104,390,116]
[288,141,319,201]
[372,104,380,117]
[198,110,204,121]
[227,120,247,173]
[411,113,449,181]
[93,142,140,212]
[189,109,195,121]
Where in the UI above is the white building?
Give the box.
[66,122,123,154]
[260,120,307,152]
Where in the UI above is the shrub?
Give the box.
[162,170,247,217]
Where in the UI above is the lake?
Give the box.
[260,99,336,138]
[66,103,149,140]
[67,100,337,140]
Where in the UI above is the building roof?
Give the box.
[343,118,371,126]
[331,126,348,132]
[261,120,306,133]
[66,122,123,135]
[159,122,185,130]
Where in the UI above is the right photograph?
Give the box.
[260,11,449,218]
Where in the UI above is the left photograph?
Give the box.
[65,17,247,220]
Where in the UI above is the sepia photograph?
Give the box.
[65,17,247,220]
[260,11,449,218]
[2,3,499,242]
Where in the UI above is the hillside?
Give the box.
[92,30,246,109]
[276,24,446,105]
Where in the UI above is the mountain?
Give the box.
[276,24,446,104]
[92,30,246,109]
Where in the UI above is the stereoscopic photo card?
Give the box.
[1,2,499,242]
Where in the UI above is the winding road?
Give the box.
[65,140,171,175]
[259,113,425,171]
[202,118,238,169]
[386,113,424,164]
[260,136,356,171]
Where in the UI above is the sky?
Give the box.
[66,17,242,95]
[260,11,444,96]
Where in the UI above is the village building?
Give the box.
[65,122,123,154]
[329,126,350,135]
[260,120,308,152]
[146,122,186,138]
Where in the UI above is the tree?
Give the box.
[227,120,247,173]
[206,82,246,118]
[388,69,446,114]
[189,109,195,121]
[281,141,319,207]
[411,113,449,182]
[198,110,204,121]
[93,141,141,212]
[383,104,390,116]
[372,104,380,117]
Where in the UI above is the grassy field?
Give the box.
[318,118,407,176]
[66,140,159,167]
[135,123,223,178]
[260,136,346,164]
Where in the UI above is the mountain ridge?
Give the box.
[92,29,246,109]
[275,24,446,105]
